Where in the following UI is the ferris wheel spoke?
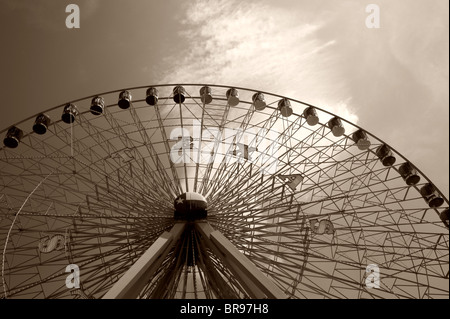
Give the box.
[199,105,275,197]
[124,105,179,199]
[204,251,249,298]
[206,111,323,203]
[99,109,177,200]
[193,104,254,194]
[336,165,427,268]
[298,152,390,265]
[74,120,165,205]
[208,160,414,225]
[154,104,184,195]
[205,131,340,210]
[0,155,169,218]
[221,221,445,289]
[207,169,285,210]
[77,240,155,296]
[71,155,172,213]
[203,108,281,198]
[191,229,242,298]
[177,100,190,193]
[240,244,359,299]
[15,170,167,222]
[197,101,236,197]
[193,99,208,193]
[3,221,166,298]
[202,108,258,194]
[55,114,167,202]
[1,84,447,299]
[47,115,173,206]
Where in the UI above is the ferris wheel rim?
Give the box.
[0,83,448,299]
[1,83,447,203]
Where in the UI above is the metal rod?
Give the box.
[102,222,186,299]
[195,221,286,299]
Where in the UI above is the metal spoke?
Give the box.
[0,84,447,299]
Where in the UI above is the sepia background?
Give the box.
[0,0,448,196]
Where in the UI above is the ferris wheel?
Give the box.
[0,84,448,299]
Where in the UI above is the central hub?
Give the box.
[174,192,207,221]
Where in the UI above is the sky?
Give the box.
[0,0,448,196]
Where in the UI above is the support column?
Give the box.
[195,221,286,299]
[103,222,186,299]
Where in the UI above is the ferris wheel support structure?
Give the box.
[0,84,448,299]
[104,221,286,299]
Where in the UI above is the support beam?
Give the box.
[102,222,186,299]
[195,222,286,299]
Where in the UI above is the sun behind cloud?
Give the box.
[159,0,359,124]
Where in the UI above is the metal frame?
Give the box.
[195,221,285,299]
[103,222,186,299]
[0,84,448,299]
[102,221,285,299]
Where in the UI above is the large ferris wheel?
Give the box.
[0,84,448,299]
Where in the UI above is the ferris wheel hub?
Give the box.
[174,192,207,220]
[1,83,448,299]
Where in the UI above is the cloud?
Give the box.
[159,0,359,124]
[386,0,448,106]
[158,0,448,195]
[314,0,449,194]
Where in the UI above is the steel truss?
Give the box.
[0,84,448,299]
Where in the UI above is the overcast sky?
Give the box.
[0,0,448,196]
